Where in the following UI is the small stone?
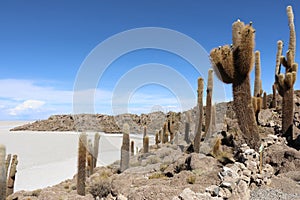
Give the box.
[117,194,128,200]
[241,175,250,184]
[267,134,278,140]
[245,160,258,172]
[241,144,248,147]
[255,178,262,185]
[267,140,273,146]
[218,172,223,181]
[269,121,275,127]
[262,164,274,178]
[221,182,233,190]
[243,169,251,177]
[264,178,272,185]
[219,188,232,199]
[235,162,247,170]
[231,180,250,200]
[256,173,263,179]
[205,185,219,196]
[245,149,255,155]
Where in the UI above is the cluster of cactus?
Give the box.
[210,19,260,150]
[77,132,100,196]
[194,69,215,152]
[0,144,18,200]
[274,6,298,144]
[120,124,130,172]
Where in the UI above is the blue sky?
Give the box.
[0,0,299,120]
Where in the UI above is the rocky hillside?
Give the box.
[6,90,300,200]
[7,133,300,200]
[10,101,229,134]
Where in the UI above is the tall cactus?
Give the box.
[143,135,149,153]
[162,122,168,144]
[120,124,130,172]
[143,126,147,147]
[77,133,87,196]
[143,126,147,138]
[275,6,298,144]
[168,115,175,142]
[155,130,160,145]
[5,154,11,178]
[210,20,260,150]
[263,92,267,109]
[271,84,277,108]
[254,51,263,97]
[211,104,216,134]
[194,77,204,153]
[87,139,93,176]
[184,122,190,144]
[6,155,18,197]
[0,145,6,200]
[93,133,100,168]
[253,50,263,123]
[204,69,213,139]
[130,140,134,156]
[184,112,191,144]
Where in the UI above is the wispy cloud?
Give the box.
[8,100,45,116]
[0,79,198,120]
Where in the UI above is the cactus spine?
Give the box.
[194,77,204,153]
[210,20,260,150]
[204,69,214,139]
[275,6,298,144]
[120,124,130,172]
[0,145,6,200]
[77,133,87,196]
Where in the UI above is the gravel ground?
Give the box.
[251,188,300,200]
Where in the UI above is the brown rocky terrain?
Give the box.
[6,90,300,200]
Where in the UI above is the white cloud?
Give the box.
[9,100,45,116]
[0,78,198,119]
